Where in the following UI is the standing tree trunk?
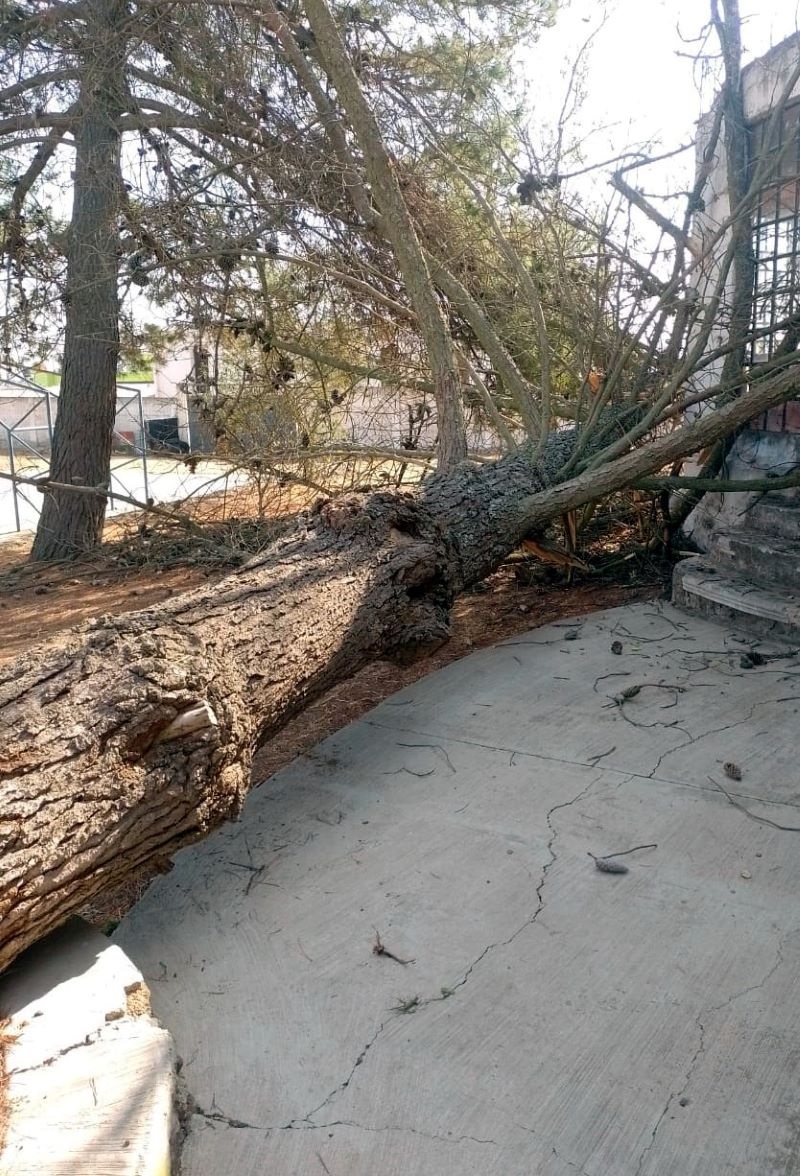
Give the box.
[2,361,800,974]
[31,0,126,561]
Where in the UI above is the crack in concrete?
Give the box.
[367,717,605,772]
[646,730,695,780]
[647,692,800,780]
[8,1027,103,1076]
[634,1020,707,1176]
[551,1143,594,1175]
[302,1118,497,1145]
[289,1017,390,1127]
[286,777,597,1134]
[423,775,599,1007]
[634,933,788,1175]
[366,718,800,811]
[194,1105,269,1131]
[279,778,793,1169]
[706,933,788,1020]
[514,1117,594,1174]
[192,1107,498,1148]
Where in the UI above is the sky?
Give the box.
[524,0,800,193]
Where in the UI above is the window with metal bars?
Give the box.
[749,102,800,365]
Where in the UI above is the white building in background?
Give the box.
[0,343,205,455]
[332,382,499,455]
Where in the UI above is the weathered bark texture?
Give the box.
[30,0,126,561]
[1,419,611,972]
[2,360,799,973]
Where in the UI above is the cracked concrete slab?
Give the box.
[0,920,179,1175]
[116,602,800,1174]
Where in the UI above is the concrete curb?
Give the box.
[0,919,179,1176]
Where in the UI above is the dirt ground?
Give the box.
[0,495,667,925]
[0,484,302,661]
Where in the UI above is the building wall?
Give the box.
[0,392,54,453]
[0,348,194,454]
[152,346,193,443]
[691,33,800,397]
[685,34,800,549]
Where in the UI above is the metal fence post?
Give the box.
[137,388,150,504]
[6,425,21,533]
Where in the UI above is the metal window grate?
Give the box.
[749,102,800,365]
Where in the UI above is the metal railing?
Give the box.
[0,371,152,536]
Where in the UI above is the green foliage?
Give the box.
[2,0,630,457]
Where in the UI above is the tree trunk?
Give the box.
[3,359,799,973]
[714,0,754,397]
[30,0,126,561]
[2,416,610,971]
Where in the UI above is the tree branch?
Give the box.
[0,69,78,105]
[636,469,800,494]
[519,360,800,529]
[302,0,468,467]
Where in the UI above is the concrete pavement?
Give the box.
[112,602,800,1175]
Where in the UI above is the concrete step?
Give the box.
[0,919,180,1176]
[747,495,800,540]
[711,530,800,591]
[673,554,800,642]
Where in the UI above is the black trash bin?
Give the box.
[146,417,190,454]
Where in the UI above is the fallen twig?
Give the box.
[373,929,415,965]
[708,776,800,832]
[396,742,456,774]
[591,842,658,860]
[587,843,657,875]
[0,468,204,535]
[604,683,687,708]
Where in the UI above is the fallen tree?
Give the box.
[1,360,798,973]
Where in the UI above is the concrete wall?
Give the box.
[152,346,193,443]
[0,390,188,454]
[0,393,54,453]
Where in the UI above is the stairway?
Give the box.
[673,493,800,642]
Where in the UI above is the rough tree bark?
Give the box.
[4,415,620,973]
[30,0,127,561]
[2,360,799,972]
